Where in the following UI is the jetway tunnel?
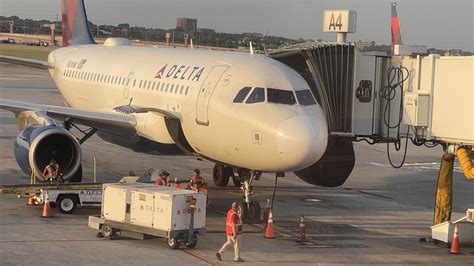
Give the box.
[269,43,357,187]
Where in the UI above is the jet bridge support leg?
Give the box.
[433,153,454,225]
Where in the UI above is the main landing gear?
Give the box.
[213,164,262,222]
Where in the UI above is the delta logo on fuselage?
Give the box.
[155,64,205,81]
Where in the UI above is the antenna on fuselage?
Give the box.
[249,41,254,55]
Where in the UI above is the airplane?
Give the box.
[0,0,332,221]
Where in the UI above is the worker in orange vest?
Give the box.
[154,169,170,186]
[42,159,60,183]
[216,202,244,262]
[189,169,204,191]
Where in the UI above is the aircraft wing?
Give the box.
[0,98,137,137]
[0,55,53,69]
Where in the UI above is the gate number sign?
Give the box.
[323,10,357,33]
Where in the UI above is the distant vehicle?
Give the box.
[2,38,15,44]
[22,40,49,47]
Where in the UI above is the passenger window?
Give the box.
[161,83,165,91]
[180,85,184,94]
[233,87,252,103]
[246,87,265,104]
[185,86,189,95]
[133,79,136,87]
[170,84,174,93]
[295,90,316,105]
[139,80,143,88]
[152,81,156,90]
[148,81,152,90]
[267,88,296,105]
[165,83,169,92]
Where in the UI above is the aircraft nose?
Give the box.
[276,113,328,171]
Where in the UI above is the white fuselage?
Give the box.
[47,39,328,172]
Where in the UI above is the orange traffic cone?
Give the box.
[449,224,461,254]
[41,191,52,218]
[264,209,275,239]
[297,215,306,242]
[27,196,35,206]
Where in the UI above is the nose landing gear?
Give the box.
[237,170,262,222]
[212,163,263,222]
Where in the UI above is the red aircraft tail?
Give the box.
[391,2,403,54]
[61,0,95,46]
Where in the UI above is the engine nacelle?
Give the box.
[294,137,355,187]
[14,125,82,181]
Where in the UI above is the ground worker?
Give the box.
[174,177,183,189]
[42,159,60,183]
[216,202,244,263]
[189,169,204,191]
[154,169,170,186]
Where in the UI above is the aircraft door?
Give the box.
[195,65,229,126]
[123,71,134,100]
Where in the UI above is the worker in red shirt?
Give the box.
[154,169,170,186]
[216,202,244,262]
[42,159,60,183]
[189,169,204,191]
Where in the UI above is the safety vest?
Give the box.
[43,164,59,179]
[225,208,242,235]
[190,175,204,190]
[155,177,169,187]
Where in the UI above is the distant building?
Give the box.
[176,17,197,33]
[445,49,462,56]
[356,39,375,49]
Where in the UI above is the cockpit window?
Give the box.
[233,87,252,103]
[267,88,296,105]
[295,90,317,105]
[246,87,265,104]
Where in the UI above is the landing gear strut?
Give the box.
[211,164,263,222]
[237,170,262,223]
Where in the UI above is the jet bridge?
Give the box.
[269,43,391,187]
[269,43,473,188]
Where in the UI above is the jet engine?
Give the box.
[14,125,82,182]
[294,137,355,187]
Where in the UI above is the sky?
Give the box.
[1,0,473,50]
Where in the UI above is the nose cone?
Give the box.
[276,112,328,171]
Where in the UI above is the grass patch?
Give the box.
[0,44,55,67]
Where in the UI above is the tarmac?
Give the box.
[0,66,473,265]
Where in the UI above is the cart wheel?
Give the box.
[56,195,77,214]
[167,237,181,249]
[102,225,116,240]
[185,235,198,249]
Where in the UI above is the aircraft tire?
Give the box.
[213,164,229,187]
